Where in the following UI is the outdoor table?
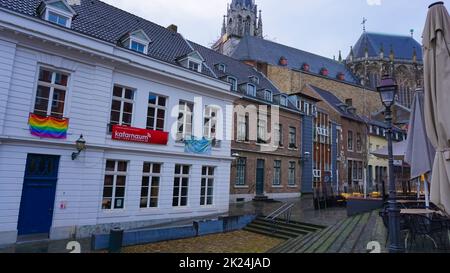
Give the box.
[400,209,443,215]
[397,200,426,204]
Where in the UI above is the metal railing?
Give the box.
[265,203,295,233]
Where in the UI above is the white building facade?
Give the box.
[0,2,239,245]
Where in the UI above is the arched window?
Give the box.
[244,16,251,35]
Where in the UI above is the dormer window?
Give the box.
[246,84,256,96]
[227,77,238,91]
[188,60,201,72]
[280,95,288,107]
[119,29,151,54]
[38,0,77,28]
[249,76,259,85]
[263,90,273,102]
[216,63,227,73]
[130,40,146,54]
[176,51,204,73]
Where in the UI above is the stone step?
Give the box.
[324,214,363,253]
[252,220,316,235]
[243,226,291,240]
[245,223,304,238]
[295,215,358,253]
[270,233,314,253]
[287,224,339,253]
[255,217,325,232]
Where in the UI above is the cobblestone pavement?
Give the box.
[120,231,283,253]
[229,195,348,227]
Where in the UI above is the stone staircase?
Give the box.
[243,217,325,240]
[268,210,388,253]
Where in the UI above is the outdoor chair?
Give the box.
[404,214,450,252]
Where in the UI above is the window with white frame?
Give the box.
[173,165,190,207]
[280,95,288,107]
[228,77,238,92]
[109,85,134,132]
[273,160,281,186]
[237,113,250,142]
[348,130,354,151]
[47,11,69,27]
[188,60,201,72]
[356,132,362,152]
[200,166,215,206]
[34,67,69,119]
[236,158,247,186]
[146,93,166,131]
[130,40,147,54]
[140,162,161,208]
[274,123,283,147]
[102,160,128,210]
[247,84,256,97]
[257,113,268,143]
[204,106,219,142]
[249,76,260,84]
[288,161,296,186]
[264,90,273,102]
[216,63,226,72]
[177,101,194,141]
[289,127,297,148]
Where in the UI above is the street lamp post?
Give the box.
[377,75,404,253]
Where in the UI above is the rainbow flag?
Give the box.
[28,113,69,139]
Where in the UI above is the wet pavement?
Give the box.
[229,195,348,227]
[0,195,347,253]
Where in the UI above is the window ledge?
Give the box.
[234,185,249,189]
[272,185,283,188]
[288,185,298,188]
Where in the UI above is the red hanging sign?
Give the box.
[112,125,169,145]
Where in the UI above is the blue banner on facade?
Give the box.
[184,137,212,155]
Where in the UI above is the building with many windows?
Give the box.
[193,41,303,203]
[0,0,241,244]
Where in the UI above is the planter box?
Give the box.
[347,198,384,217]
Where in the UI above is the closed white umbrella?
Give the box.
[405,91,435,207]
[423,2,450,213]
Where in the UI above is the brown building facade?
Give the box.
[230,98,303,202]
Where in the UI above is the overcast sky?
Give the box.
[101,0,436,59]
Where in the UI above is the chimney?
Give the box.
[167,24,178,33]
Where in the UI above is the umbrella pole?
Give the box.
[423,174,430,209]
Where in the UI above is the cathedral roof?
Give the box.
[232,0,255,8]
[0,0,215,77]
[231,36,360,85]
[350,32,423,62]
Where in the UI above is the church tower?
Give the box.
[213,0,263,56]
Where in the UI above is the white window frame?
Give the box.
[177,101,194,141]
[257,113,268,143]
[102,160,128,210]
[217,63,227,72]
[146,93,167,131]
[264,89,273,102]
[140,162,162,208]
[188,60,201,72]
[42,6,73,28]
[204,106,220,147]
[237,114,248,142]
[289,127,297,148]
[236,158,247,186]
[288,161,296,186]
[246,84,256,97]
[33,67,70,118]
[280,95,288,107]
[274,123,283,147]
[109,85,135,132]
[173,165,190,207]
[227,77,238,92]
[348,130,354,151]
[273,160,282,186]
[200,166,215,206]
[129,38,148,54]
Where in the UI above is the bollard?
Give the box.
[108,227,124,253]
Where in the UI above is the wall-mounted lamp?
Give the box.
[72,134,86,160]
[232,152,240,158]
[300,151,311,162]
